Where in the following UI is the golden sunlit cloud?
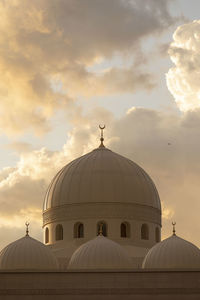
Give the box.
[167,20,200,111]
[0,0,175,135]
[162,207,174,220]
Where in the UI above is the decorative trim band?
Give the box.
[43,202,161,226]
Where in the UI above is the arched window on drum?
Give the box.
[120,222,130,238]
[45,227,49,244]
[55,224,63,241]
[141,224,149,240]
[97,221,107,237]
[74,222,84,238]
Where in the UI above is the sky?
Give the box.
[1,0,200,249]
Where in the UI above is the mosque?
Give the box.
[0,127,200,299]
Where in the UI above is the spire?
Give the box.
[172,221,176,236]
[25,221,30,236]
[99,125,105,148]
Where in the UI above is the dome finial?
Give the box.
[99,223,103,236]
[25,221,30,236]
[99,125,105,148]
[172,221,176,236]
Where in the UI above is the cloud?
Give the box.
[1,107,200,248]
[5,142,34,154]
[98,66,155,94]
[0,148,64,248]
[0,0,175,134]
[167,20,200,111]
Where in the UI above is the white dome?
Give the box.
[0,235,59,271]
[142,234,200,269]
[68,235,132,270]
[44,146,160,210]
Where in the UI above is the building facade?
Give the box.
[0,133,200,299]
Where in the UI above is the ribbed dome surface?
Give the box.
[0,235,59,271]
[44,147,160,211]
[68,235,132,270]
[142,234,200,269]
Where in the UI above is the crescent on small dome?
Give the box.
[172,221,176,236]
[99,125,106,148]
[25,221,30,236]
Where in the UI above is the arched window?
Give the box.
[55,224,63,241]
[97,221,107,237]
[45,227,49,244]
[120,222,130,238]
[141,224,149,240]
[74,222,84,238]
[155,227,160,243]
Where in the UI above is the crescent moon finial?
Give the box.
[172,221,176,236]
[25,221,30,236]
[99,125,106,148]
[99,125,105,130]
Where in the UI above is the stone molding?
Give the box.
[1,287,200,295]
[43,202,161,226]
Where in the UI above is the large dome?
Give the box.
[43,146,160,211]
[68,235,132,270]
[43,141,161,256]
[0,235,59,271]
[142,234,200,269]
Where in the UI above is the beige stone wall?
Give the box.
[0,270,200,299]
[45,218,159,246]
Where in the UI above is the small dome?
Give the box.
[44,147,160,211]
[142,234,200,269]
[0,235,59,271]
[68,235,132,270]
